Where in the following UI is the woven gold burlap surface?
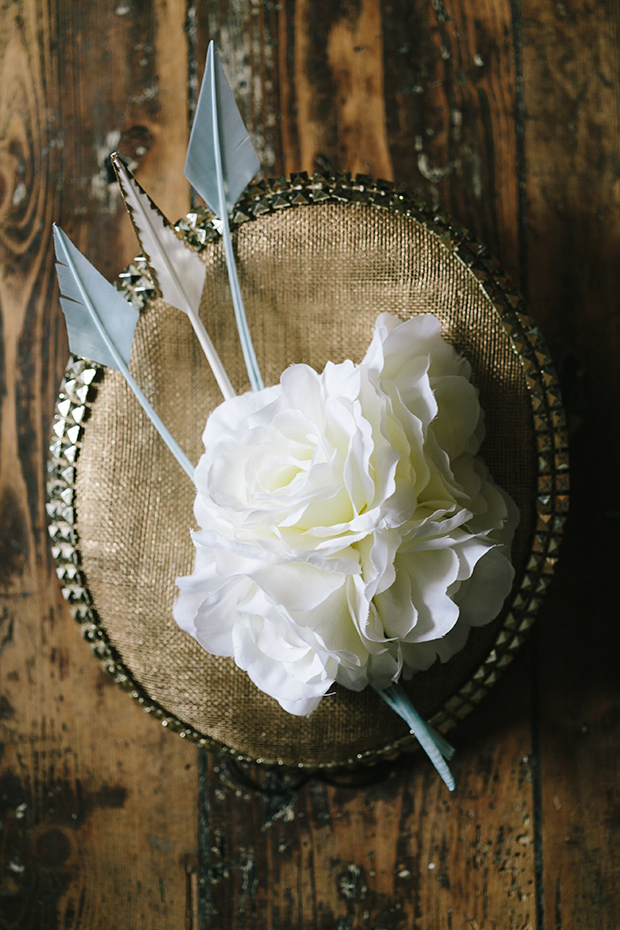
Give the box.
[72,198,539,767]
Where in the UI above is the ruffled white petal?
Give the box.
[174,312,518,716]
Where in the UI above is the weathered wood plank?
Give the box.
[195,2,538,927]
[193,0,283,177]
[54,0,192,267]
[521,1,620,926]
[0,2,199,927]
[380,0,522,275]
[201,661,536,930]
[3,0,618,926]
[198,0,521,275]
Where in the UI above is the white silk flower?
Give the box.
[174,312,518,715]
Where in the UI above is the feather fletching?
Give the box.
[53,225,195,480]
[111,153,205,314]
[184,41,263,392]
[111,154,235,400]
[185,43,260,216]
[54,224,139,370]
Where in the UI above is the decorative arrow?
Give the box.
[111,153,235,401]
[185,41,263,392]
[53,224,195,481]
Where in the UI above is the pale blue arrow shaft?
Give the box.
[375,682,456,791]
[60,241,195,482]
[209,58,263,393]
[115,365,195,482]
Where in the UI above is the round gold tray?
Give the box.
[47,174,568,768]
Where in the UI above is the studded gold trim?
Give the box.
[47,173,569,769]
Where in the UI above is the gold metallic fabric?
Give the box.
[49,180,566,768]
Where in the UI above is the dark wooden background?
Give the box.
[1,1,619,928]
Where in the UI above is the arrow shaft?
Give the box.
[60,239,196,481]
[210,57,263,393]
[374,682,455,791]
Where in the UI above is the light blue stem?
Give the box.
[210,59,263,393]
[120,368,195,481]
[374,682,456,791]
[59,237,195,482]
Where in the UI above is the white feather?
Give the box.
[111,153,234,401]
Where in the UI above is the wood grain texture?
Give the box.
[192,1,283,176]
[1,0,619,927]
[201,661,536,930]
[0,2,199,928]
[199,0,520,273]
[196,2,538,928]
[522,1,620,927]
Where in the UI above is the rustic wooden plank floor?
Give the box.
[1,1,618,928]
